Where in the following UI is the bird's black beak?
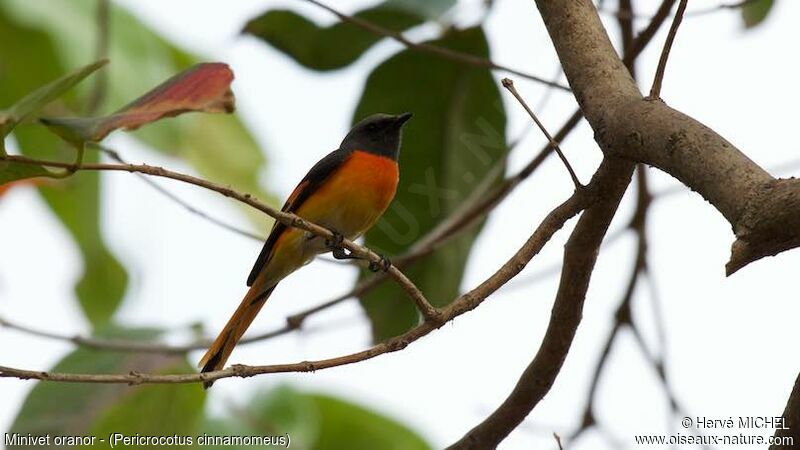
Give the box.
[395,112,412,126]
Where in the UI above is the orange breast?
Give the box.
[295,150,399,238]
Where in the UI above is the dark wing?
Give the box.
[246,148,351,286]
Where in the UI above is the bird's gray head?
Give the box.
[340,112,412,160]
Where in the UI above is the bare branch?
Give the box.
[554,433,564,450]
[624,0,678,68]
[300,0,571,91]
[648,0,688,99]
[599,0,756,20]
[501,78,582,189]
[570,169,671,443]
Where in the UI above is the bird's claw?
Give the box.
[332,247,355,260]
[369,255,391,273]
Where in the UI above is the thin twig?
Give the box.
[619,0,635,57]
[684,0,757,17]
[649,0,688,99]
[98,146,265,242]
[300,0,571,91]
[554,432,564,450]
[624,0,679,68]
[0,313,347,354]
[599,0,755,20]
[2,154,440,323]
[502,78,582,189]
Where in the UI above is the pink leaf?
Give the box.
[41,63,236,143]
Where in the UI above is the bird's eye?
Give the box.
[367,123,378,131]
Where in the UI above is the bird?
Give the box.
[198,112,412,386]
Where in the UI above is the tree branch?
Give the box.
[501,78,582,189]
[533,0,800,275]
[648,0,688,99]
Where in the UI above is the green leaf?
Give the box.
[243,2,424,71]
[0,159,53,185]
[1,59,107,137]
[353,27,507,341]
[88,367,204,449]
[8,328,206,449]
[0,5,128,327]
[204,385,431,450]
[742,0,775,28]
[310,393,430,450]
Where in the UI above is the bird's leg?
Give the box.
[325,230,344,249]
[326,231,358,260]
[368,254,392,273]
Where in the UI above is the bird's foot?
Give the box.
[325,231,344,249]
[368,255,391,273]
[327,232,360,260]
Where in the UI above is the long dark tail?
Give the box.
[199,284,276,388]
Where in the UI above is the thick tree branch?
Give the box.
[534,0,800,275]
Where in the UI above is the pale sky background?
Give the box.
[1,1,799,449]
